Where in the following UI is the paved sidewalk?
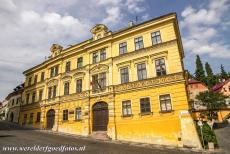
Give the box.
[215,125,230,154]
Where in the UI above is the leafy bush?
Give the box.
[196,122,218,148]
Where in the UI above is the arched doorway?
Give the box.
[92,102,108,131]
[10,112,14,122]
[46,109,55,129]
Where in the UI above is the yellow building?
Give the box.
[19,13,201,148]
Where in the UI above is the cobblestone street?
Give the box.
[0,121,202,154]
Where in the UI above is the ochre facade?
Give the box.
[19,13,201,148]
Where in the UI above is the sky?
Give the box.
[0,0,230,101]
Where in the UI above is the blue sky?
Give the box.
[0,0,230,101]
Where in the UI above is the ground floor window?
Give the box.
[29,113,33,124]
[23,114,27,125]
[75,108,81,120]
[140,97,151,113]
[122,100,132,116]
[63,110,68,121]
[159,94,172,112]
[36,112,41,122]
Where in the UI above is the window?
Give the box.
[134,37,144,50]
[140,97,151,113]
[77,57,83,68]
[75,107,81,120]
[137,63,147,80]
[50,65,59,77]
[36,112,41,122]
[122,100,132,116]
[39,90,43,101]
[76,79,82,93]
[120,67,129,83]
[32,92,36,103]
[65,61,71,73]
[12,99,14,106]
[28,77,32,86]
[92,72,106,91]
[26,93,30,104]
[119,42,127,55]
[23,114,27,125]
[93,52,99,64]
[151,31,162,45]
[16,98,20,104]
[155,58,166,76]
[159,94,172,112]
[64,82,70,95]
[29,113,34,124]
[100,49,106,61]
[53,86,56,98]
[41,72,45,81]
[34,75,37,84]
[63,110,68,121]
[48,87,52,99]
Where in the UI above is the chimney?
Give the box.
[128,21,134,27]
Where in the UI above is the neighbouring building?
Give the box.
[19,13,201,148]
[188,79,230,122]
[6,84,24,123]
[0,100,9,120]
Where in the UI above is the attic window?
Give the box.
[97,34,102,39]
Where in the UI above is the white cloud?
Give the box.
[0,0,147,100]
[180,0,230,58]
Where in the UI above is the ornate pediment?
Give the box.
[50,44,63,58]
[90,24,111,40]
[61,75,72,81]
[47,79,58,86]
[73,71,85,79]
[90,64,109,74]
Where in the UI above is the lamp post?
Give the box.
[198,120,205,149]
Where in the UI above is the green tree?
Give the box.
[187,71,194,79]
[220,64,228,80]
[196,91,229,120]
[195,55,206,84]
[205,62,217,88]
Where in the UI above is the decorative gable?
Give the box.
[90,24,111,40]
[50,44,63,58]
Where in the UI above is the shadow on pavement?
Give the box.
[0,120,36,131]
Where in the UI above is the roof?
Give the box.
[212,79,230,92]
[23,12,179,75]
[188,79,202,84]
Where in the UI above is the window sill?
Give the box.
[139,112,153,116]
[35,121,40,123]
[74,119,82,122]
[121,114,133,118]
[159,110,174,113]
[62,120,69,123]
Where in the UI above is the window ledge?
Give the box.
[35,121,40,123]
[139,112,153,116]
[121,114,133,118]
[159,110,174,113]
[74,119,82,122]
[62,120,69,123]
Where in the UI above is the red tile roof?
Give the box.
[188,79,201,84]
[212,79,230,92]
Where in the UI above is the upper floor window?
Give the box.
[28,77,32,86]
[16,98,20,104]
[93,52,99,64]
[26,93,30,104]
[65,61,71,73]
[77,57,83,69]
[155,58,166,76]
[120,67,129,84]
[76,79,82,93]
[92,72,106,91]
[64,82,70,95]
[134,37,144,50]
[12,99,14,106]
[41,72,45,81]
[34,75,37,84]
[100,49,106,61]
[122,100,132,116]
[32,92,36,103]
[75,107,82,120]
[36,112,41,122]
[119,42,127,55]
[140,97,151,113]
[38,89,43,101]
[151,31,162,45]
[50,65,59,77]
[48,86,56,99]
[63,109,68,121]
[159,94,172,112]
[137,63,147,80]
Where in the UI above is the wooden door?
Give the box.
[93,102,108,131]
[46,110,55,129]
